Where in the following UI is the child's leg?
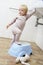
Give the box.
[12,27,22,42]
[10,27,21,45]
[15,33,21,42]
[15,27,23,42]
[10,33,16,46]
[12,27,21,34]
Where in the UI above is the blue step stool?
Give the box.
[8,42,32,57]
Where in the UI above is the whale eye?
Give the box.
[18,44,21,45]
[22,55,25,57]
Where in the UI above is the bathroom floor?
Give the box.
[0,38,43,65]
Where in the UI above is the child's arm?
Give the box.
[6,17,18,29]
[26,8,36,20]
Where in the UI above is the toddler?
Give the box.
[6,4,36,45]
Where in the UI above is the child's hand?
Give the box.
[6,25,9,29]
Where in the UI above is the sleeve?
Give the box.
[26,9,35,20]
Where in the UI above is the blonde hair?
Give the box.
[20,4,28,13]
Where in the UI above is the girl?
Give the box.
[6,4,36,45]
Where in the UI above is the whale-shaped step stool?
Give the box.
[8,42,32,57]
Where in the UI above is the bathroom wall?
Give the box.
[35,19,43,50]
